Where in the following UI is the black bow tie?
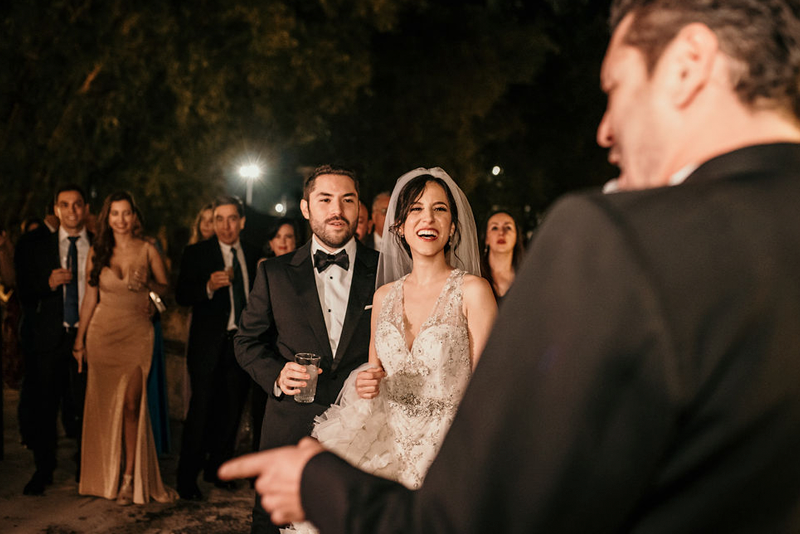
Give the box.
[314,249,349,273]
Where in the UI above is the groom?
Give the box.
[234,164,378,534]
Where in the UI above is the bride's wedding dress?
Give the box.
[284,269,472,534]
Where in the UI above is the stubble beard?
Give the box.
[311,215,356,250]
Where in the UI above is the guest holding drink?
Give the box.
[480,211,524,301]
[176,195,262,500]
[15,185,90,495]
[72,191,176,505]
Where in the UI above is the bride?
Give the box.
[284,168,496,533]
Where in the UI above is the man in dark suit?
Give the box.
[15,184,90,495]
[234,164,378,534]
[219,1,800,532]
[175,194,261,500]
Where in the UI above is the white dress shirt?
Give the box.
[58,227,90,327]
[213,240,250,331]
[273,236,358,398]
[602,163,699,194]
[311,236,357,359]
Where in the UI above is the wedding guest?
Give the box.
[15,185,90,495]
[1,226,23,398]
[189,203,214,245]
[480,211,524,300]
[73,191,175,505]
[362,192,390,250]
[283,168,496,534]
[0,227,14,289]
[261,218,298,259]
[182,202,216,420]
[20,218,43,235]
[220,1,800,532]
[0,224,14,460]
[130,209,171,457]
[176,195,261,500]
[355,201,370,242]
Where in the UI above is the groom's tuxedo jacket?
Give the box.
[300,144,800,534]
[235,239,379,449]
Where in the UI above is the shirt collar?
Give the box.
[602,163,700,194]
[668,163,699,186]
[59,226,88,243]
[310,235,357,270]
[218,239,241,254]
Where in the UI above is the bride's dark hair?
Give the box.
[89,191,141,287]
[389,175,460,258]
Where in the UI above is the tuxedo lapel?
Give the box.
[333,243,375,372]
[288,243,334,362]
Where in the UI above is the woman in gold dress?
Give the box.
[72,192,176,505]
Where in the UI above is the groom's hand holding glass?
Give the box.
[356,365,386,399]
[278,359,323,397]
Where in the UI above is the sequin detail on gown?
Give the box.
[284,270,471,534]
[80,242,176,504]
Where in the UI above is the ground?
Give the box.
[0,387,256,534]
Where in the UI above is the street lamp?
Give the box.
[238,163,262,205]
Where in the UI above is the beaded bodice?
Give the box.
[375,268,471,488]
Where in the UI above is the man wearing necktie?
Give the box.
[15,184,91,495]
[175,195,262,500]
[235,164,378,534]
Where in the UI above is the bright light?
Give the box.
[275,203,285,214]
[491,166,502,176]
[239,164,262,180]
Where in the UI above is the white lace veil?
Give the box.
[375,167,481,288]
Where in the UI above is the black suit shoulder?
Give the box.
[354,240,379,267]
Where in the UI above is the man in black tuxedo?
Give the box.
[220,1,800,532]
[175,195,261,500]
[234,165,378,534]
[15,184,91,495]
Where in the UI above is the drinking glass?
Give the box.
[127,265,147,292]
[294,353,321,403]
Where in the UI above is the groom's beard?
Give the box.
[310,215,356,250]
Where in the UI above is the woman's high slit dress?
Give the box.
[80,244,176,503]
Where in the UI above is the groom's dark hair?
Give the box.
[389,175,460,258]
[303,164,360,201]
